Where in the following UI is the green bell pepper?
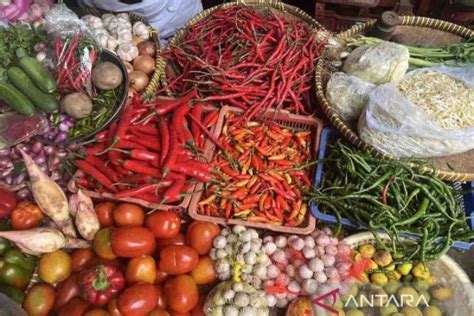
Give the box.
[0,222,11,256]
[0,249,36,289]
[0,284,25,304]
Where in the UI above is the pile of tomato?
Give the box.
[22,202,221,316]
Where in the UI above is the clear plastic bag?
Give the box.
[326,72,375,124]
[359,66,474,158]
[44,3,90,38]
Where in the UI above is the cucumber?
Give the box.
[17,56,57,94]
[7,67,59,114]
[0,83,36,116]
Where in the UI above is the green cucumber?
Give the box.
[17,56,57,94]
[7,67,59,114]
[0,83,36,116]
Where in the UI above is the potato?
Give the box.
[92,61,123,90]
[430,285,454,301]
[61,92,93,119]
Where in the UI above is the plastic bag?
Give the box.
[325,72,375,124]
[343,41,409,84]
[44,3,90,38]
[0,112,47,149]
[359,66,474,158]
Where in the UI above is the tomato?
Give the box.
[154,266,170,285]
[145,211,181,239]
[23,283,55,316]
[71,248,95,272]
[126,255,156,284]
[11,201,44,230]
[85,309,111,316]
[156,233,185,252]
[156,286,167,310]
[111,227,156,258]
[107,298,122,316]
[95,202,116,227]
[55,274,80,311]
[148,308,170,316]
[117,283,159,316]
[170,312,190,316]
[186,222,220,255]
[58,297,90,316]
[0,188,17,219]
[39,250,72,284]
[163,275,198,313]
[159,246,198,275]
[190,256,217,285]
[113,203,145,227]
[93,228,117,260]
[190,296,205,316]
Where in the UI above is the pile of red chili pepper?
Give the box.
[198,111,313,226]
[74,90,218,204]
[162,6,329,119]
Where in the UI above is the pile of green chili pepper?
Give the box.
[307,140,473,262]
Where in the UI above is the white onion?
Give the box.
[266,294,277,307]
[275,236,287,248]
[298,264,314,279]
[304,236,316,248]
[287,280,301,294]
[302,246,316,259]
[285,264,296,277]
[308,258,324,272]
[263,242,277,255]
[289,237,305,251]
[302,279,318,294]
[314,271,328,283]
[321,254,336,267]
[272,249,287,264]
[266,264,280,279]
[325,245,338,256]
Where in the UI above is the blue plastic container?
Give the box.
[310,128,474,250]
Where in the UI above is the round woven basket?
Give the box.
[344,232,474,315]
[164,0,329,95]
[82,7,165,97]
[315,17,474,181]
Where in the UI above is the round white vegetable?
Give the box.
[322,227,333,235]
[107,37,118,51]
[210,306,224,316]
[240,242,251,253]
[321,254,336,267]
[248,229,259,240]
[116,43,138,62]
[233,225,246,234]
[316,234,330,246]
[253,264,267,279]
[218,270,231,280]
[263,236,273,243]
[263,242,277,255]
[325,266,339,279]
[223,306,239,316]
[36,52,46,62]
[242,264,252,274]
[314,271,328,283]
[302,279,318,294]
[274,236,287,248]
[132,21,150,40]
[223,289,235,302]
[249,295,263,308]
[325,245,338,256]
[308,258,325,272]
[232,282,244,292]
[285,265,296,278]
[315,245,326,256]
[298,264,314,279]
[271,249,287,264]
[287,280,301,294]
[266,294,277,307]
[95,34,109,48]
[250,241,261,253]
[240,230,253,242]
[266,265,280,279]
[213,235,227,249]
[251,278,262,289]
[234,292,250,307]
[239,306,256,316]
[236,254,245,265]
[304,236,316,248]
[216,249,227,259]
[289,237,305,251]
[117,13,130,21]
[116,30,133,44]
[224,244,233,256]
[227,234,238,244]
[262,279,274,288]
[302,246,316,259]
[330,237,339,245]
[216,259,230,274]
[275,293,287,300]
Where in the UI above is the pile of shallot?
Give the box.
[262,228,354,308]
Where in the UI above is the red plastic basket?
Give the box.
[188,106,322,234]
[68,107,219,211]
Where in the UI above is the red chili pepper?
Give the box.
[158,118,170,165]
[78,264,125,306]
[190,103,204,146]
[161,176,185,203]
[169,163,211,182]
[121,160,162,178]
[85,155,119,182]
[86,143,107,156]
[115,183,169,198]
[173,104,194,145]
[202,111,219,127]
[125,134,160,152]
[76,177,95,190]
[162,127,179,176]
[129,124,159,136]
[75,160,117,192]
[152,89,197,115]
[120,174,154,184]
[188,113,226,152]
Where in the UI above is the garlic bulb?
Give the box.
[107,37,118,51]
[95,34,109,48]
[117,43,138,62]
[213,236,227,249]
[82,15,102,29]
[133,21,150,40]
[116,30,133,44]
[101,13,115,26]
[93,28,109,38]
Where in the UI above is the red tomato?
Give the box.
[113,203,145,227]
[148,309,170,316]
[106,298,122,316]
[156,286,167,310]
[118,283,159,316]
[159,246,198,275]
[111,227,156,258]
[23,283,55,316]
[54,274,80,311]
[186,222,220,255]
[156,233,185,252]
[58,297,90,316]
[145,211,181,239]
[190,256,217,285]
[11,201,44,230]
[170,312,190,316]
[126,255,156,284]
[85,309,110,316]
[0,188,17,219]
[95,202,116,227]
[93,228,117,260]
[154,266,170,285]
[71,248,95,272]
[190,296,205,316]
[163,275,198,313]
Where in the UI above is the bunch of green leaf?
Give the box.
[0,24,47,82]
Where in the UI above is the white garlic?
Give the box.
[289,237,305,251]
[216,249,227,259]
[132,21,150,40]
[304,236,316,248]
[244,251,257,265]
[223,289,235,302]
[266,264,280,279]
[253,264,267,278]
[116,43,138,62]
[240,230,253,242]
[116,30,133,44]
[233,225,246,234]
[266,294,277,307]
[287,280,301,294]
[223,306,239,316]
[221,228,230,236]
[285,265,296,277]
[274,236,287,248]
[106,37,118,51]
[213,235,227,249]
[232,282,244,292]
[234,292,250,307]
[248,229,259,240]
[263,236,274,243]
[271,249,287,264]
[209,248,218,260]
[308,257,325,272]
[263,242,277,255]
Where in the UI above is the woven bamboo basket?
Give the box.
[82,7,165,97]
[315,17,474,181]
[164,0,329,95]
[344,232,474,315]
